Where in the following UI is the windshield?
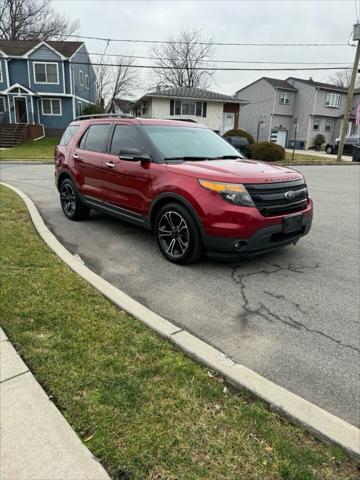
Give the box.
[142,125,244,160]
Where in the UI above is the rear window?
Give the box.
[79,124,111,153]
[59,125,80,146]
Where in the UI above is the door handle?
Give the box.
[72,153,79,160]
[106,161,116,168]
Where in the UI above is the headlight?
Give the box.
[198,179,254,207]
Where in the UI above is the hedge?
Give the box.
[249,141,285,162]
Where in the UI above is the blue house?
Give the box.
[0,39,96,137]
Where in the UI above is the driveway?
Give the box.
[1,164,359,426]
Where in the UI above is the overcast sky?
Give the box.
[54,0,357,98]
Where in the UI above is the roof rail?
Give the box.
[74,113,134,121]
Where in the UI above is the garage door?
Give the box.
[270,129,287,147]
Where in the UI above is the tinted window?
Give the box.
[80,124,110,153]
[110,125,144,154]
[59,125,80,146]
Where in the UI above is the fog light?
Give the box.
[234,240,247,250]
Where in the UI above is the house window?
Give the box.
[325,119,333,131]
[279,91,291,105]
[181,101,196,116]
[313,118,320,130]
[78,101,82,115]
[170,99,207,117]
[85,74,89,89]
[41,98,61,115]
[0,63,2,83]
[79,71,84,87]
[0,97,5,113]
[325,93,341,108]
[34,63,59,84]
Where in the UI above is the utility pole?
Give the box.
[337,23,360,161]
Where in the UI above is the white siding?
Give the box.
[147,97,225,132]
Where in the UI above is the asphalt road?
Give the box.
[1,164,359,426]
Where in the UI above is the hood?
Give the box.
[166,159,303,184]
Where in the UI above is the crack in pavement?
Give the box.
[230,263,360,354]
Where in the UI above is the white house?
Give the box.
[132,86,247,134]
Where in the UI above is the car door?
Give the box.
[72,123,112,200]
[102,123,154,216]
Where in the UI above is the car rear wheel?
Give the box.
[155,203,204,264]
[60,178,90,221]
[325,145,334,154]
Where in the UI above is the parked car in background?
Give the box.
[223,135,251,157]
[325,136,360,155]
[55,115,313,265]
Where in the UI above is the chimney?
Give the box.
[156,84,161,93]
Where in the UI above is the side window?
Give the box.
[110,125,144,154]
[59,125,80,146]
[79,124,110,153]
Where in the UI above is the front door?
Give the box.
[14,97,28,123]
[223,112,234,134]
[102,123,153,216]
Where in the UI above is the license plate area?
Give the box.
[283,214,303,234]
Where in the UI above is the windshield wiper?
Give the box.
[164,156,210,161]
[209,155,243,160]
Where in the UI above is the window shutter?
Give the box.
[202,102,207,117]
[196,102,202,116]
[170,99,174,116]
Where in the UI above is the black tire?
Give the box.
[60,178,90,221]
[155,202,204,265]
[325,145,334,154]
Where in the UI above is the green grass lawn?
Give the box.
[0,137,57,161]
[0,184,358,480]
[283,151,355,165]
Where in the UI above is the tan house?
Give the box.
[133,86,247,134]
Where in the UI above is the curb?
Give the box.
[2,181,359,459]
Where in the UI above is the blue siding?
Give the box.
[0,57,7,89]
[8,60,29,88]
[37,96,73,129]
[71,45,96,103]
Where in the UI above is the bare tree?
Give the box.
[93,56,136,112]
[0,0,79,40]
[149,29,214,89]
[327,69,360,89]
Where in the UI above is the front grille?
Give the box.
[245,179,308,217]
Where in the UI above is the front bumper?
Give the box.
[203,211,312,261]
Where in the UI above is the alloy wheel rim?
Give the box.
[61,183,76,216]
[158,211,189,258]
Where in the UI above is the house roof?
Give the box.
[0,40,83,58]
[139,86,244,104]
[235,77,297,95]
[262,77,297,91]
[286,77,349,92]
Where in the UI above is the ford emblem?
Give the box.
[285,190,297,200]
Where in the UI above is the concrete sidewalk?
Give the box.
[0,328,110,480]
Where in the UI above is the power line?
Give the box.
[5,56,351,71]
[52,33,351,47]
[82,51,352,66]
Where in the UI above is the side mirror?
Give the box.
[119,148,151,163]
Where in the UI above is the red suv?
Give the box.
[54,115,313,264]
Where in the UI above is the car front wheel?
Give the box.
[155,203,204,264]
[60,178,90,220]
[325,145,334,154]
